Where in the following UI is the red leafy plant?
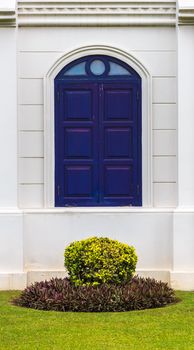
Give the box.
[13,276,178,312]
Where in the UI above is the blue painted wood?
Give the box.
[55,56,142,207]
[55,82,99,206]
[99,82,141,206]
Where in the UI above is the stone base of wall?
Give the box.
[1,209,194,290]
[0,273,27,290]
[1,270,194,291]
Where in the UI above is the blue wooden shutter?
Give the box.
[55,76,142,207]
[98,82,141,206]
[55,82,99,206]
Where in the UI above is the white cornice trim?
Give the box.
[178,7,194,25]
[178,0,194,25]
[0,8,16,27]
[17,0,176,27]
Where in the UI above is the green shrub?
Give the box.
[13,277,178,312]
[64,236,138,286]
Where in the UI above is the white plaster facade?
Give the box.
[0,0,194,290]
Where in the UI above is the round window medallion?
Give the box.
[90,60,106,75]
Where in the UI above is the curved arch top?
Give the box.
[46,45,150,81]
[55,54,141,81]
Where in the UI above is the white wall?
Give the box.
[3,1,194,291]
[23,211,173,271]
[2,16,194,290]
[169,22,194,290]
[0,29,17,207]
[0,213,23,272]
[0,24,178,289]
[18,27,177,208]
[0,26,26,289]
[177,26,194,207]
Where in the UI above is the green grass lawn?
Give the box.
[0,291,194,350]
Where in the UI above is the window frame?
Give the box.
[44,46,152,209]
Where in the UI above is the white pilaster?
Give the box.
[0,3,17,207]
[171,1,194,290]
[0,2,25,290]
[177,1,194,207]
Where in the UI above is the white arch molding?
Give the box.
[44,45,152,209]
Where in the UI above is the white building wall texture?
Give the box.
[1,0,194,290]
[18,26,177,208]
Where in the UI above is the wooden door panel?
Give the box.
[55,83,98,206]
[64,127,93,158]
[104,89,133,121]
[104,165,133,196]
[104,127,133,158]
[64,90,92,120]
[99,83,141,206]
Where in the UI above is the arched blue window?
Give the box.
[55,55,142,206]
[56,55,139,79]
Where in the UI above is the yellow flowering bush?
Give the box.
[64,237,138,286]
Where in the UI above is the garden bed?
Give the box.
[13,276,178,312]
